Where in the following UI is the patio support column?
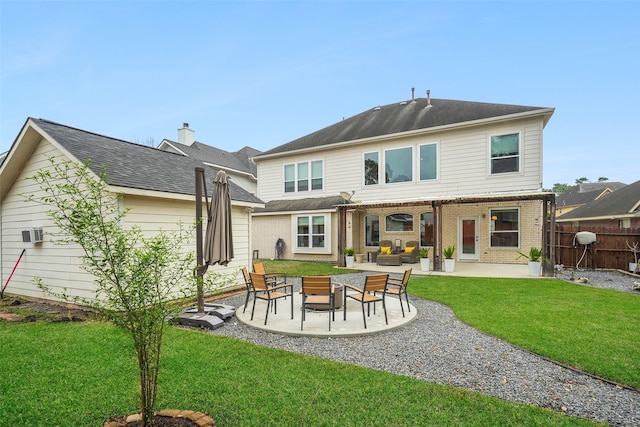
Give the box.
[433,201,443,272]
[337,205,346,267]
[543,194,557,277]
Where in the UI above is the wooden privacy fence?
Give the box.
[552,225,640,271]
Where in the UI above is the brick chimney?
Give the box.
[177,122,195,146]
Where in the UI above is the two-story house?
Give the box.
[251,92,556,271]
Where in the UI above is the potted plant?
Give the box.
[419,247,430,272]
[517,247,546,277]
[443,245,456,273]
[344,247,355,268]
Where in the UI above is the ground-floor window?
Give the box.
[386,213,413,232]
[490,208,519,247]
[294,214,331,253]
[365,214,380,246]
[420,212,434,246]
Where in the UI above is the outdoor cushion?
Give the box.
[404,246,415,253]
[381,246,392,255]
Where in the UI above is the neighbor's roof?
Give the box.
[18,118,263,205]
[556,180,640,221]
[255,97,554,158]
[160,140,260,178]
[556,182,627,208]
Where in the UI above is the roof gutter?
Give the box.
[556,212,640,223]
[107,185,264,208]
[202,161,257,180]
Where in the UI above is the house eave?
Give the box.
[158,140,189,156]
[107,185,264,208]
[252,207,336,216]
[202,161,257,180]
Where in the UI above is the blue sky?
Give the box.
[1,1,638,189]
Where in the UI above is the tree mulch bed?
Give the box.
[104,410,215,426]
[0,296,93,322]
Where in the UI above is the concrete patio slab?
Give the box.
[235,288,417,338]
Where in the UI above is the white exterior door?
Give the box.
[459,217,479,260]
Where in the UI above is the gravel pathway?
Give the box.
[209,270,640,426]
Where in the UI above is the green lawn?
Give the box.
[260,259,357,276]
[265,261,639,388]
[0,322,595,426]
[1,262,636,425]
[409,276,640,389]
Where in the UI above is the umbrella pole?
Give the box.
[195,167,205,313]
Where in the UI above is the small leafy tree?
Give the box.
[25,157,224,426]
[550,182,571,193]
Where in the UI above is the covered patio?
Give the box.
[347,261,533,278]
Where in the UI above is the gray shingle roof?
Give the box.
[558,180,640,220]
[254,195,347,213]
[162,140,260,177]
[32,118,263,204]
[257,97,552,157]
[556,182,627,207]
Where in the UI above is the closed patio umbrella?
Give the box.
[204,170,234,267]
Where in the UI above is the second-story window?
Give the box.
[364,152,379,185]
[385,147,412,183]
[311,160,323,190]
[284,160,323,193]
[297,162,309,191]
[284,164,295,193]
[491,132,520,174]
[419,143,437,180]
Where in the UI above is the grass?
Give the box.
[408,276,640,389]
[0,321,596,426]
[1,261,635,425]
[258,261,639,388]
[260,259,357,276]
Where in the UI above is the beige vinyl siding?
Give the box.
[1,139,94,301]
[123,195,249,278]
[256,117,545,203]
[227,173,256,195]
[1,139,247,303]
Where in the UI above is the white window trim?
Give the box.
[418,141,439,181]
[363,151,381,186]
[291,213,332,254]
[383,145,414,184]
[283,159,324,194]
[489,206,520,248]
[488,131,522,177]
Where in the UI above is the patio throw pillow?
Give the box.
[405,246,415,253]
[381,246,392,255]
